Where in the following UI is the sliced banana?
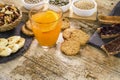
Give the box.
[8,36,21,45]
[0,36,25,57]
[16,38,25,48]
[0,38,8,47]
[0,47,12,57]
[7,44,19,53]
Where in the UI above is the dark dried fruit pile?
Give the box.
[0,4,20,26]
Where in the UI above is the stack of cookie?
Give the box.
[22,20,34,36]
[0,36,25,57]
[61,28,90,56]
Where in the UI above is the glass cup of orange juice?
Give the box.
[29,3,63,48]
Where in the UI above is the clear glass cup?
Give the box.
[29,3,63,49]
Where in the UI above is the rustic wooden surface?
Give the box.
[0,0,120,80]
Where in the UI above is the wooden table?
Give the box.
[0,0,120,80]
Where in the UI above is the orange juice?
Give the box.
[31,10,62,46]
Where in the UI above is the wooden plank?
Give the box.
[23,40,120,80]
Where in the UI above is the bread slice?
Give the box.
[63,28,90,45]
[97,24,120,39]
[101,36,120,56]
[61,39,80,56]
[98,14,120,24]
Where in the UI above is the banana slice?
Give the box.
[0,38,8,47]
[16,38,25,48]
[8,36,21,45]
[7,44,19,53]
[0,47,12,57]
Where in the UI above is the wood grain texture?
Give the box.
[0,0,120,80]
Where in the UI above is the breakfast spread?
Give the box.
[0,36,25,57]
[0,4,22,32]
[101,36,120,56]
[0,0,120,60]
[97,24,120,39]
[61,28,89,55]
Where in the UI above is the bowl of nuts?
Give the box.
[72,0,97,16]
[0,4,22,32]
[49,0,71,12]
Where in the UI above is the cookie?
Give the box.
[22,25,34,36]
[0,46,12,57]
[71,29,90,45]
[26,20,32,31]
[0,38,8,47]
[61,39,80,56]
[61,18,70,30]
[63,28,89,45]
[63,28,76,39]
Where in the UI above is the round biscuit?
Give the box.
[61,18,70,30]
[71,30,90,45]
[61,39,80,56]
[62,28,76,39]
[22,25,34,36]
[26,20,32,31]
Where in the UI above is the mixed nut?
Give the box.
[49,0,69,6]
[0,4,20,26]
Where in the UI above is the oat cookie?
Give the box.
[63,28,76,39]
[63,28,89,45]
[61,39,80,56]
[71,29,90,45]
[61,18,70,30]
